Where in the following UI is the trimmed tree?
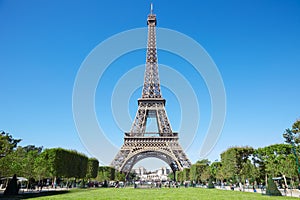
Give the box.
[86,158,99,179]
[97,166,115,182]
[183,168,190,181]
[220,146,254,182]
[39,148,88,183]
[266,177,282,196]
[207,177,215,189]
[189,160,210,184]
[176,171,184,183]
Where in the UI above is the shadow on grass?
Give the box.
[0,190,70,199]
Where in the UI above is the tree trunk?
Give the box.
[283,174,288,189]
[53,177,57,189]
[27,177,30,190]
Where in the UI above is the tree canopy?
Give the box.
[0,131,21,158]
[0,131,99,184]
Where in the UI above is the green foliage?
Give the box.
[207,177,215,189]
[0,131,21,158]
[176,171,183,182]
[215,163,226,181]
[0,147,23,177]
[23,145,43,153]
[183,168,190,181]
[40,148,89,179]
[34,151,50,179]
[96,166,126,182]
[220,146,254,182]
[79,179,86,188]
[292,120,300,133]
[253,144,296,179]
[0,145,42,178]
[97,166,116,182]
[266,177,282,196]
[189,160,210,182]
[200,167,211,182]
[282,120,300,182]
[86,158,99,179]
[21,147,41,179]
[115,171,125,181]
[196,159,210,165]
[0,146,94,181]
[220,148,236,179]
[168,171,175,181]
[209,161,221,179]
[72,150,89,178]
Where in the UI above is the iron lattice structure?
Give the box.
[111,6,191,173]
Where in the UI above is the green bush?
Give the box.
[207,178,215,189]
[266,177,282,196]
[79,179,86,188]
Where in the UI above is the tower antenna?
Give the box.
[150,3,153,14]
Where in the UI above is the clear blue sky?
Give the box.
[1,0,300,169]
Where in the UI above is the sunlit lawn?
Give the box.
[19,187,298,200]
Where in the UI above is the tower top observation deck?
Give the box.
[147,3,156,26]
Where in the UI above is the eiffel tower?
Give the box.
[111,4,191,174]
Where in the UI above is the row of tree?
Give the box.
[1,119,299,190]
[35,148,99,180]
[175,120,300,188]
[176,145,298,187]
[96,166,136,183]
[0,131,99,186]
[0,131,134,188]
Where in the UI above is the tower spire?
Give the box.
[143,3,159,98]
[150,3,153,15]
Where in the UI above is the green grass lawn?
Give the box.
[12,187,298,200]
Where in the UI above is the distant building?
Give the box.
[133,166,147,176]
[132,166,171,181]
